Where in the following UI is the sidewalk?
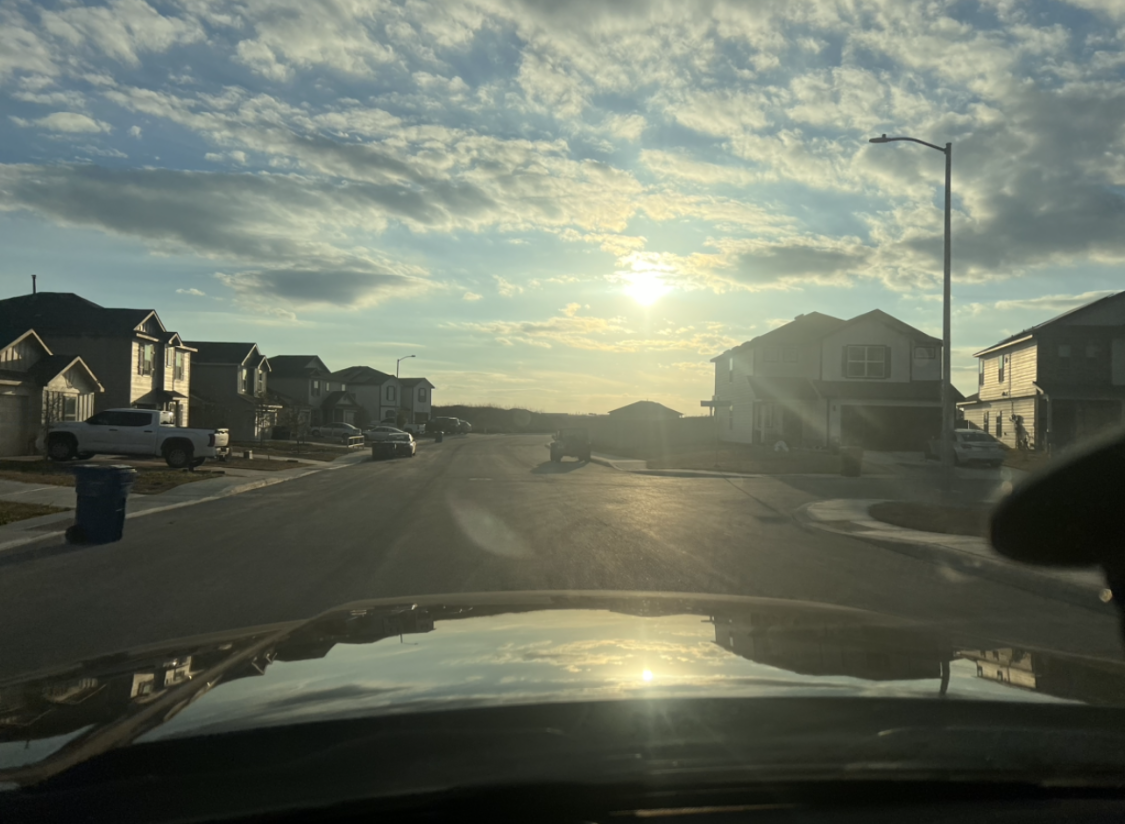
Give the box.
[589,452,890,480]
[0,451,371,556]
[797,498,1110,610]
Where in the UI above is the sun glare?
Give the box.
[623,271,671,306]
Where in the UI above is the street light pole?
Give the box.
[396,354,416,378]
[869,134,954,487]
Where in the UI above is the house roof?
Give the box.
[185,341,261,366]
[321,390,362,408]
[0,324,49,353]
[607,400,683,419]
[0,293,161,338]
[331,365,396,385]
[268,355,331,378]
[710,309,940,363]
[824,309,941,346]
[974,291,1125,357]
[397,377,434,388]
[25,355,104,391]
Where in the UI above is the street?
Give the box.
[0,434,1118,679]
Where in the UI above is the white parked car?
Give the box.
[48,409,230,469]
[363,425,408,442]
[310,422,363,442]
[926,429,1007,468]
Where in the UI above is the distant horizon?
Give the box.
[3,1,1123,415]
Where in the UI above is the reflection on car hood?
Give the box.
[2,591,1124,786]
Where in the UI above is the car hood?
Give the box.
[3,591,1124,786]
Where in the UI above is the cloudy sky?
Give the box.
[1,0,1123,413]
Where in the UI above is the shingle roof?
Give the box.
[0,324,45,352]
[397,377,434,388]
[268,355,330,378]
[607,400,683,418]
[0,293,157,337]
[974,291,1125,356]
[331,365,395,384]
[746,311,846,348]
[185,341,259,365]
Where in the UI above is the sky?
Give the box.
[1,0,1123,414]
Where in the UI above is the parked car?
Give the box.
[309,422,362,443]
[926,428,1007,467]
[426,417,462,435]
[401,423,426,436]
[370,430,416,459]
[47,409,230,469]
[457,419,473,433]
[363,425,408,442]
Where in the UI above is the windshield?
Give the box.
[0,0,1123,792]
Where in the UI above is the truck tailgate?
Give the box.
[211,429,230,448]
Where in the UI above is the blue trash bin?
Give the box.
[67,465,136,545]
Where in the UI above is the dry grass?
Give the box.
[0,461,220,495]
[868,501,990,538]
[0,500,68,526]
[634,443,845,475]
[229,441,353,463]
[215,457,297,471]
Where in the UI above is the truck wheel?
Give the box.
[164,442,193,469]
[47,436,77,462]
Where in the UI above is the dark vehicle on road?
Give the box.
[370,429,415,459]
[550,427,592,462]
[309,422,363,444]
[426,417,462,435]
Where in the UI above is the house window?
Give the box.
[728,356,734,382]
[417,387,426,401]
[782,346,799,363]
[915,346,936,359]
[138,343,154,376]
[978,359,985,387]
[387,385,396,402]
[241,368,251,393]
[165,348,173,367]
[175,351,185,380]
[995,416,1003,439]
[764,346,779,362]
[983,411,990,433]
[311,380,321,397]
[845,345,887,379]
[998,355,1006,384]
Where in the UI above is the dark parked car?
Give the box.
[426,417,462,434]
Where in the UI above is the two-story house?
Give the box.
[330,366,401,426]
[0,292,194,424]
[0,323,103,456]
[708,310,955,450]
[185,342,281,441]
[397,377,434,426]
[958,291,1125,452]
[266,355,340,427]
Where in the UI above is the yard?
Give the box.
[0,461,221,495]
[0,501,68,526]
[612,442,847,475]
[229,440,357,463]
[868,501,990,538]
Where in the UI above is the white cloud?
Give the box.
[462,290,483,301]
[128,125,142,138]
[993,290,1119,312]
[176,287,206,296]
[494,276,524,297]
[39,0,204,66]
[11,112,113,133]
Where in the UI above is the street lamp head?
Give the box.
[869,134,890,143]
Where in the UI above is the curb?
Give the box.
[793,502,1112,614]
[0,456,369,561]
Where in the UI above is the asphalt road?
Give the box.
[0,434,1117,678]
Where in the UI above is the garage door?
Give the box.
[0,395,29,457]
[841,405,941,451]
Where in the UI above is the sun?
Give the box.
[623,271,671,306]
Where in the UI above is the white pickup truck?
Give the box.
[47,409,230,469]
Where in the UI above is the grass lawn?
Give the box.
[629,443,845,475]
[215,457,298,471]
[0,500,68,526]
[0,461,220,495]
[868,501,990,538]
